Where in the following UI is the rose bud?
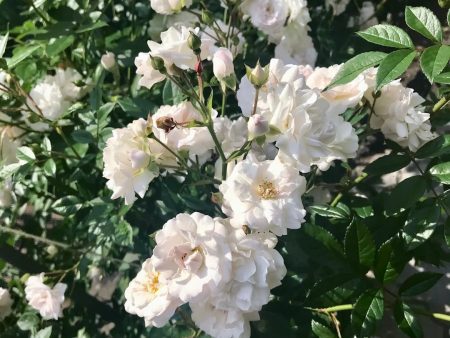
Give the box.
[212,48,234,81]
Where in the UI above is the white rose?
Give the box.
[276,98,359,172]
[49,68,83,101]
[287,0,311,26]
[134,52,166,89]
[213,48,235,81]
[150,0,192,15]
[124,259,182,327]
[219,158,307,236]
[148,26,215,70]
[274,24,317,66]
[103,118,170,205]
[28,82,70,121]
[241,0,289,41]
[368,80,436,151]
[191,301,258,338]
[211,228,286,312]
[25,274,67,320]
[204,20,246,56]
[101,51,116,70]
[306,64,368,113]
[152,101,215,158]
[237,58,312,117]
[151,212,232,302]
[0,288,13,320]
[214,116,248,155]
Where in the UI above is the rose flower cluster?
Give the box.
[97,2,437,337]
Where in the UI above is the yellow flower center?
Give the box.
[146,272,160,294]
[256,180,278,199]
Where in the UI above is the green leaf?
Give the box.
[434,71,450,84]
[420,45,450,82]
[42,136,52,154]
[7,45,41,68]
[17,312,40,331]
[0,32,9,58]
[16,146,36,163]
[344,221,376,272]
[52,195,82,215]
[399,272,443,296]
[327,52,387,89]
[71,130,95,144]
[34,327,52,338]
[97,102,116,127]
[117,97,142,114]
[0,163,22,179]
[364,153,410,176]
[43,158,56,176]
[385,176,427,215]
[357,24,414,49]
[46,35,75,57]
[394,301,423,338]
[307,273,356,300]
[162,80,184,105]
[351,289,384,338]
[405,6,442,42]
[76,20,108,33]
[376,49,416,91]
[304,223,344,255]
[429,161,450,184]
[403,204,440,250]
[374,240,402,284]
[309,204,351,220]
[311,321,337,338]
[415,135,450,158]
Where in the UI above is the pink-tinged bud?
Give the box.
[248,114,269,139]
[212,48,234,81]
[101,52,116,70]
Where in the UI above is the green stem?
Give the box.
[251,88,260,116]
[221,87,227,117]
[150,134,189,170]
[330,173,368,207]
[206,122,227,180]
[31,2,51,25]
[306,304,354,313]
[432,96,450,113]
[56,126,82,160]
[432,313,450,322]
[0,225,70,249]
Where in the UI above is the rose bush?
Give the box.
[0,1,449,338]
